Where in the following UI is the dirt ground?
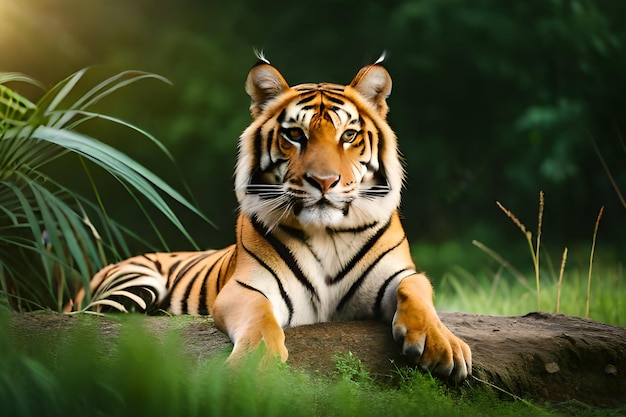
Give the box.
[9,311,626,408]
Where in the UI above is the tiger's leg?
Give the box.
[392,273,472,382]
[212,281,288,364]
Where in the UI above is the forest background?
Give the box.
[2,0,624,283]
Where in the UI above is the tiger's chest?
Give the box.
[297,231,368,284]
[250,223,408,326]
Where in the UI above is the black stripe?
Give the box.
[104,272,146,287]
[278,225,324,269]
[250,217,320,305]
[167,260,181,280]
[198,253,228,315]
[173,253,213,282]
[214,250,233,302]
[158,259,182,300]
[236,280,268,299]
[278,224,306,241]
[357,139,365,155]
[253,127,263,169]
[330,218,392,285]
[276,108,287,123]
[336,237,407,313]
[375,128,388,180]
[103,271,161,312]
[141,254,162,274]
[327,221,379,235]
[297,94,316,105]
[265,129,275,165]
[242,240,294,325]
[374,269,410,319]
[160,253,212,311]
[326,108,340,124]
[362,130,375,170]
[325,94,345,105]
[181,270,202,314]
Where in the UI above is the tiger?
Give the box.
[72,54,472,381]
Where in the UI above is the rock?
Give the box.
[8,311,626,408]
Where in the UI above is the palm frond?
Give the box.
[0,68,210,311]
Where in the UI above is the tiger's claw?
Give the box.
[393,274,472,382]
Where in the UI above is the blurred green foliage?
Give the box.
[1,0,624,263]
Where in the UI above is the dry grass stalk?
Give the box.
[535,191,544,311]
[586,206,604,318]
[471,240,532,291]
[496,201,528,235]
[496,191,544,310]
[591,135,626,210]
[556,247,568,314]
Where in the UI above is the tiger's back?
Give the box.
[82,245,236,315]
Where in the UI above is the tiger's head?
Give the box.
[235,56,404,233]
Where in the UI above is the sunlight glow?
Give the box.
[0,0,32,65]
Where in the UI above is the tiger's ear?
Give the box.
[245,63,290,118]
[349,64,392,117]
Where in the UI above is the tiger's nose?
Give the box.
[305,173,340,193]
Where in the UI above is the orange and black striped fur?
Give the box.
[75,55,472,381]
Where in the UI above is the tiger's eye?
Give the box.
[281,128,306,143]
[289,129,302,140]
[341,129,358,143]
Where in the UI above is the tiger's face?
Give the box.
[235,58,404,232]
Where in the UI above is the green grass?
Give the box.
[427,235,625,326]
[2,310,615,417]
[421,192,625,327]
[435,261,625,326]
[416,234,625,326]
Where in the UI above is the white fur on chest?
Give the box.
[276,226,382,325]
[302,230,370,279]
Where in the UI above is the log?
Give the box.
[9,311,626,408]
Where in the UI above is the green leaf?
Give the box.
[28,125,212,231]
[0,68,211,311]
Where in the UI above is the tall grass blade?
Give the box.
[591,135,626,210]
[587,206,604,318]
[496,193,544,311]
[534,191,544,311]
[471,240,532,291]
[556,247,568,314]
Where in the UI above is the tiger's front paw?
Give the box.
[392,311,472,382]
[392,275,472,382]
